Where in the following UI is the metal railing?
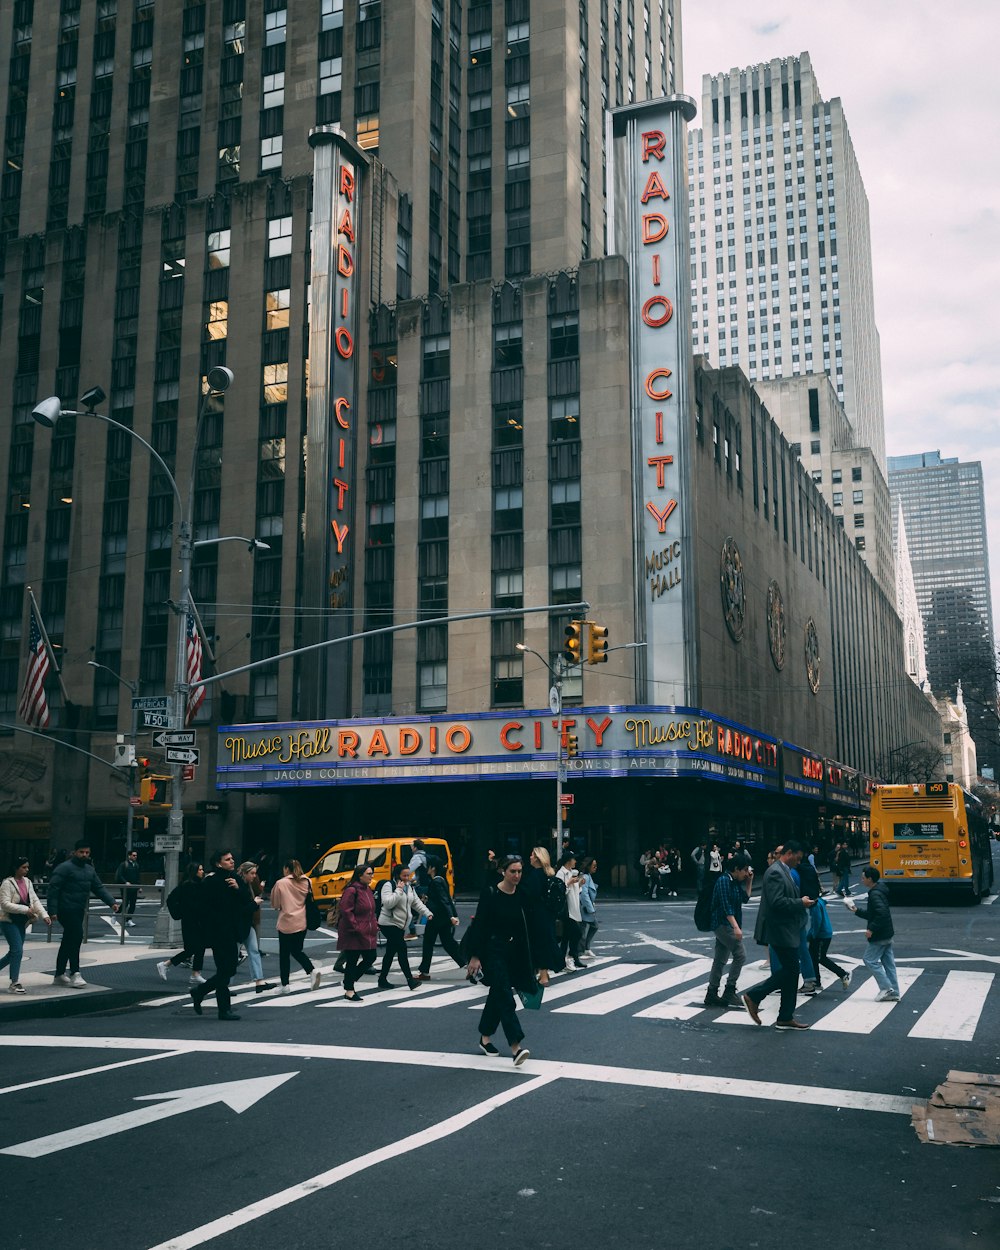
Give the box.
[37,883,166,945]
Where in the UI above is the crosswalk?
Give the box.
[140,954,997,1043]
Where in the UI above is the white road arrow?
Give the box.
[1,1071,298,1158]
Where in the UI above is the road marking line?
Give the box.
[634,980,710,1020]
[553,959,713,1015]
[0,1049,185,1097]
[632,932,702,959]
[0,1035,917,1117]
[459,960,651,1011]
[809,967,923,1033]
[146,1076,556,1250]
[907,970,995,1041]
[392,982,487,1008]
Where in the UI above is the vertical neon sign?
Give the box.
[610,96,698,706]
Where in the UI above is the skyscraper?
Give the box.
[888,451,996,773]
[687,52,886,471]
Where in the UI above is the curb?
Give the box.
[0,988,171,1024]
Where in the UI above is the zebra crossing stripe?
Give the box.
[553,959,714,1015]
[634,977,712,1020]
[460,960,653,1011]
[807,966,923,1033]
[907,970,994,1041]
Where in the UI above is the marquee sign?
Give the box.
[216,705,782,793]
[610,95,698,705]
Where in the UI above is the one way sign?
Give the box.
[165,747,200,765]
[153,730,196,748]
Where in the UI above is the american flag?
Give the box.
[185,609,205,724]
[18,602,51,729]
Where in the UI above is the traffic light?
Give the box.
[565,733,579,758]
[140,775,172,807]
[563,620,583,666]
[587,622,609,665]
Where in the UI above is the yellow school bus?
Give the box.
[869,782,994,901]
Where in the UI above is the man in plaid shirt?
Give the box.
[704,851,753,1009]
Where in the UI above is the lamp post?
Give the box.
[34,369,239,946]
[517,643,570,857]
[87,660,138,854]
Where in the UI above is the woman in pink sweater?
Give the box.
[269,860,322,995]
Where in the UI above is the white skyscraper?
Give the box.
[687,52,886,471]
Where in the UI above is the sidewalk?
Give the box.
[0,907,340,1023]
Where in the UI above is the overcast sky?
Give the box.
[682,1,1000,631]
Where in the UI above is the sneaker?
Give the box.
[280,985,292,995]
[68,972,87,987]
[721,990,746,1010]
[703,991,724,1008]
[876,989,899,1001]
[415,973,432,981]
[800,981,818,996]
[53,973,72,986]
[404,933,419,941]
[310,969,322,991]
[478,1039,500,1056]
[840,971,852,990]
[343,991,364,1004]
[8,982,25,994]
[126,920,136,928]
[583,950,597,959]
[742,993,762,1025]
[774,1018,810,1030]
[189,972,206,986]
[156,960,170,982]
[512,1047,531,1067]
[254,983,276,994]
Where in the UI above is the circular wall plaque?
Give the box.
[720,536,746,642]
[767,579,786,671]
[804,617,821,694]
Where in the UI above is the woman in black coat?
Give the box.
[520,845,564,984]
[466,855,536,1066]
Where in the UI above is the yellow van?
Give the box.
[307,837,454,914]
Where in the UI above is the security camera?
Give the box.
[31,397,64,428]
[79,386,107,412]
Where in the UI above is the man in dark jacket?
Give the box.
[47,841,119,987]
[742,840,816,1029]
[116,850,141,925]
[415,858,464,980]
[191,848,254,1020]
[846,865,898,1001]
[835,843,853,897]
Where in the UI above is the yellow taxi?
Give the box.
[307,837,454,913]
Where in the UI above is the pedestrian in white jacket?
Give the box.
[1,857,52,992]
[376,865,432,990]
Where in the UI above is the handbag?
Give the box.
[303,886,323,931]
[517,980,545,1011]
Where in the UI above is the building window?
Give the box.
[852,489,863,505]
[851,466,862,481]
[320,58,342,95]
[810,440,821,455]
[267,216,292,256]
[263,72,285,109]
[832,491,842,507]
[831,468,842,484]
[418,662,447,711]
[266,288,290,330]
[207,230,230,269]
[261,135,283,171]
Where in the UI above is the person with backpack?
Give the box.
[415,858,464,980]
[156,862,207,986]
[406,839,430,939]
[521,845,564,985]
[191,849,256,1020]
[703,851,753,1009]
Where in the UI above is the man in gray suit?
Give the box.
[742,840,816,1030]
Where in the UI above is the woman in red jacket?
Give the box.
[337,865,378,1003]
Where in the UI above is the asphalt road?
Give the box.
[3,851,1000,1250]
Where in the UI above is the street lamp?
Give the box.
[88,660,139,854]
[33,367,237,946]
[517,642,568,857]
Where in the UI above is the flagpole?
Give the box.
[26,586,70,705]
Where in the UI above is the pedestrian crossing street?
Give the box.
[143,952,997,1043]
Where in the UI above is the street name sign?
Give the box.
[132,696,170,711]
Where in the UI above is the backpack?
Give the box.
[543,874,567,918]
[166,884,186,921]
[694,882,715,932]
